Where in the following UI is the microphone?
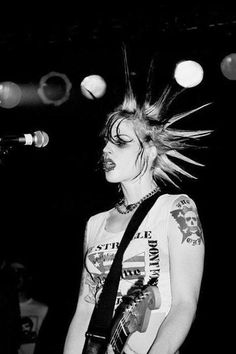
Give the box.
[0,131,49,148]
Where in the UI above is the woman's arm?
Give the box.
[63,267,95,354]
[148,196,205,354]
[64,221,95,354]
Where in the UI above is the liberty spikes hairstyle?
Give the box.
[102,47,212,187]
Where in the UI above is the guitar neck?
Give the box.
[110,318,130,354]
[109,286,161,354]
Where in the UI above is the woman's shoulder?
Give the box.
[87,208,113,227]
[85,208,113,244]
[158,193,196,209]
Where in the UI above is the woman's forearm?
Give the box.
[64,302,94,354]
[148,301,197,354]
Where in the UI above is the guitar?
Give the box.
[109,285,161,353]
[83,286,161,354]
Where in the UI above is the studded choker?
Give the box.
[115,187,160,214]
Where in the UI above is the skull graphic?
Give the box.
[184,210,199,234]
[171,203,203,244]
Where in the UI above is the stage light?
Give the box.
[174,60,204,88]
[38,71,72,106]
[80,75,107,99]
[0,81,22,109]
[220,53,236,80]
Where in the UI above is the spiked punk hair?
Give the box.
[103,51,212,187]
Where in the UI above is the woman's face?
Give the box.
[103,118,149,184]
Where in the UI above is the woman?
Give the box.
[64,74,211,354]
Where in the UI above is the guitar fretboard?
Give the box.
[110,319,129,353]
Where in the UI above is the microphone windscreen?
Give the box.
[34,131,49,148]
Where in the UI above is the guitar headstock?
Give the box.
[124,285,161,334]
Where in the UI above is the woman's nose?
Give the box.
[103,141,112,154]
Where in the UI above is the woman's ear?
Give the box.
[146,144,157,165]
[149,145,157,162]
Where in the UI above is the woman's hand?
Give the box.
[106,344,115,354]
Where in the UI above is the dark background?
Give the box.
[0,2,234,353]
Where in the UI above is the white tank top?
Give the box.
[84,193,189,354]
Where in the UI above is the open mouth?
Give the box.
[103,158,116,172]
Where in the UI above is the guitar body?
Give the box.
[109,286,161,354]
[83,286,161,354]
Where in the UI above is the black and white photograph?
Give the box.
[0,2,234,353]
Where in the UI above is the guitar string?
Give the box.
[112,311,131,338]
[110,291,150,350]
[110,304,135,349]
[111,314,129,342]
[110,310,131,347]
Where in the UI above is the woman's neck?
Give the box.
[121,178,158,205]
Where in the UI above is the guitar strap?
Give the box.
[83,192,160,353]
